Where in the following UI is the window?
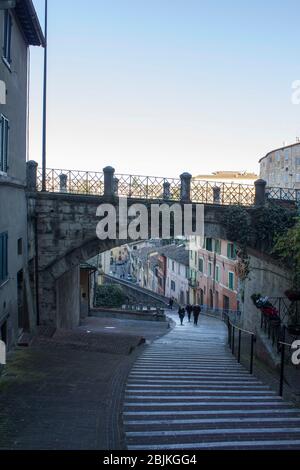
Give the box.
[171,280,176,291]
[215,265,220,282]
[214,239,221,254]
[206,238,213,251]
[17,238,22,255]
[0,232,8,284]
[296,158,300,166]
[227,242,236,260]
[228,271,234,290]
[3,10,12,65]
[172,260,175,272]
[0,115,9,173]
[208,261,212,277]
[198,257,204,273]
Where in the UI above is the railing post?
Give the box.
[279,342,285,397]
[250,334,254,374]
[238,330,241,363]
[59,173,68,193]
[227,316,231,347]
[254,179,267,206]
[180,172,192,202]
[213,185,221,204]
[103,166,115,197]
[163,181,171,200]
[231,325,235,354]
[113,177,119,196]
[26,160,38,191]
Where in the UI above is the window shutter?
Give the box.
[227,243,231,258]
[0,117,3,171]
[3,233,8,279]
[4,119,8,172]
[0,234,3,282]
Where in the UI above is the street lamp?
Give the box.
[42,0,48,191]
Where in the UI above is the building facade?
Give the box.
[163,245,189,304]
[259,142,300,189]
[0,1,44,349]
[188,236,238,312]
[193,171,258,185]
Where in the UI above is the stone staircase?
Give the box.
[123,312,300,450]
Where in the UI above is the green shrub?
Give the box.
[94,284,127,308]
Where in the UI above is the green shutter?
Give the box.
[4,233,8,279]
[0,116,9,173]
[0,234,3,282]
[4,119,8,172]
[0,233,8,282]
[229,272,234,290]
[0,117,3,171]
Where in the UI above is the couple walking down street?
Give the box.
[178,303,201,326]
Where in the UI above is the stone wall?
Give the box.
[30,191,227,328]
[239,250,292,366]
[103,275,169,307]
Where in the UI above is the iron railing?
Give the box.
[223,312,255,374]
[37,168,104,196]
[260,297,290,349]
[191,179,255,206]
[278,333,300,397]
[266,186,300,202]
[115,174,181,200]
[36,167,299,205]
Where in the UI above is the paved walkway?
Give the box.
[123,311,300,450]
[0,316,169,450]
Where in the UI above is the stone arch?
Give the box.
[39,236,135,329]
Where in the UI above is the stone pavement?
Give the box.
[123,311,300,450]
[0,315,170,450]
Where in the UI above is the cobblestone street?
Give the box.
[0,315,169,450]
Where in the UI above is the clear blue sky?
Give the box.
[30,0,300,177]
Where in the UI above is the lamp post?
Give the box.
[42,0,48,191]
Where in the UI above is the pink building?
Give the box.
[189,238,238,312]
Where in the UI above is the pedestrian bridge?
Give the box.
[26,162,297,330]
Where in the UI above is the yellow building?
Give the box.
[193,171,258,185]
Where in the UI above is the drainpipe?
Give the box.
[34,215,40,326]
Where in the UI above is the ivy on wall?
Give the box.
[273,216,300,289]
[221,203,298,287]
[221,202,297,255]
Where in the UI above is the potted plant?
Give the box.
[284,289,300,302]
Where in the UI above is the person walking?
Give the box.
[193,304,201,326]
[178,306,185,325]
[168,297,174,310]
[186,303,193,322]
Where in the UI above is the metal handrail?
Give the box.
[277,334,299,397]
[222,311,255,374]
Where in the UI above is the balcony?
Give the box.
[188,278,198,288]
